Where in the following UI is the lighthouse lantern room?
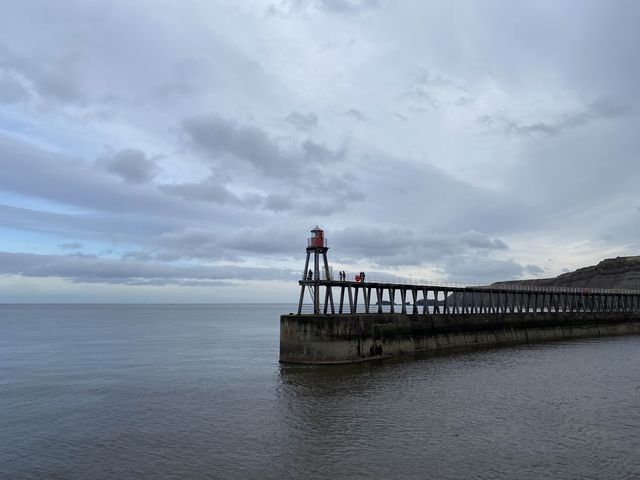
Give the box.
[308,226,327,249]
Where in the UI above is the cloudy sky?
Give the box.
[1,0,639,302]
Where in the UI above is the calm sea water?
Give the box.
[1,304,639,480]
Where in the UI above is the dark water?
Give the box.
[1,304,639,480]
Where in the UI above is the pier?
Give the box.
[281,227,640,364]
[299,278,640,317]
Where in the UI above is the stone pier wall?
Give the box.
[279,312,640,364]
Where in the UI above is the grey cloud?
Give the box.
[351,154,531,234]
[502,107,640,222]
[270,0,380,15]
[344,108,366,121]
[0,135,216,219]
[0,71,30,103]
[285,111,319,130]
[479,99,632,137]
[155,60,202,99]
[411,69,459,89]
[478,114,557,136]
[259,176,365,215]
[182,114,282,172]
[173,280,235,287]
[155,227,224,261]
[400,90,438,110]
[317,0,380,13]
[470,2,640,97]
[58,242,82,250]
[160,173,361,215]
[262,193,291,212]
[332,227,511,267]
[0,48,85,104]
[219,226,302,255]
[99,148,157,184]
[107,278,234,287]
[460,231,508,250]
[297,187,365,215]
[149,223,314,261]
[524,264,544,275]
[0,137,272,264]
[455,96,474,107]
[0,251,297,285]
[443,256,538,284]
[398,69,463,112]
[122,250,155,262]
[301,139,345,162]
[153,224,309,260]
[0,203,198,250]
[182,114,345,178]
[160,176,244,205]
[0,128,535,280]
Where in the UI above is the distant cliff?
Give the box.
[495,256,640,290]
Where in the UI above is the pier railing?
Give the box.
[297,277,640,315]
[301,272,640,295]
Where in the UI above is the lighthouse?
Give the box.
[298,226,334,314]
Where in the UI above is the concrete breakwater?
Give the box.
[279,312,640,364]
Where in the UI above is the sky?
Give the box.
[1,0,639,302]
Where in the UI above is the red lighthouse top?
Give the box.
[308,225,327,249]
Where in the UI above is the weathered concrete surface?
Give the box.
[279,312,640,364]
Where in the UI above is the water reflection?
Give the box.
[275,339,640,480]
[1,305,639,480]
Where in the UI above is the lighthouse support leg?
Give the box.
[364,288,370,314]
[313,251,320,314]
[348,286,354,314]
[297,286,305,315]
[321,252,335,313]
[323,287,330,314]
[389,288,395,313]
[412,289,418,314]
[297,251,311,314]
[354,286,359,314]
[422,289,428,314]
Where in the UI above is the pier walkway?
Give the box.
[298,277,640,316]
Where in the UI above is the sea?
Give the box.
[1,304,639,479]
